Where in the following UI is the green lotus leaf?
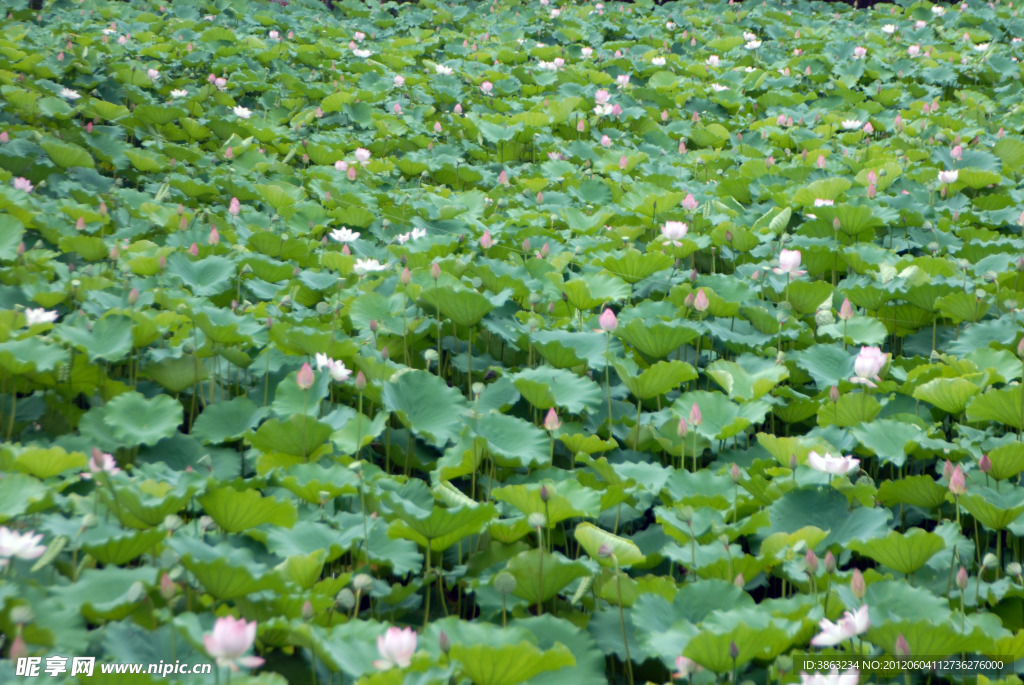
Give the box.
[877,475,948,509]
[865,620,988,660]
[816,392,881,428]
[41,139,94,168]
[492,482,601,525]
[451,641,574,685]
[575,522,644,568]
[192,396,266,444]
[198,485,298,533]
[12,446,86,479]
[707,354,789,402]
[272,367,330,418]
[472,413,550,468]
[102,392,182,447]
[966,387,1024,429]
[0,472,52,523]
[959,487,1024,531]
[419,285,499,327]
[249,415,333,459]
[141,355,209,393]
[936,291,990,325]
[672,390,770,440]
[615,358,697,401]
[106,477,199,528]
[847,528,945,575]
[505,549,590,605]
[52,567,157,622]
[684,611,800,673]
[849,419,926,468]
[164,253,236,297]
[614,318,699,360]
[389,502,497,552]
[557,272,630,311]
[598,248,673,285]
[276,549,328,590]
[382,370,468,448]
[170,536,280,600]
[79,524,165,566]
[512,367,603,414]
[59,315,134,363]
[912,376,983,414]
[986,443,1024,480]
[817,315,888,346]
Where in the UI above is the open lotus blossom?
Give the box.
[808,451,860,476]
[773,249,805,276]
[745,39,762,49]
[353,258,387,275]
[147,68,160,80]
[374,627,417,670]
[394,75,405,87]
[203,616,264,671]
[681,193,698,210]
[616,74,630,88]
[480,81,493,94]
[932,4,945,13]
[907,44,921,56]
[314,353,352,382]
[852,46,867,59]
[594,89,611,105]
[233,106,252,119]
[710,83,730,92]
[937,169,958,184]
[435,64,454,75]
[850,346,888,386]
[354,148,371,163]
[352,48,371,58]
[974,42,990,51]
[800,668,860,685]
[61,87,81,100]
[651,56,666,66]
[661,221,688,245]
[395,228,427,244]
[882,23,896,34]
[811,605,870,647]
[13,177,34,193]
[85,448,120,478]
[329,227,360,243]
[0,527,47,561]
[840,119,862,130]
[334,160,349,171]
[706,55,720,66]
[268,30,279,40]
[170,88,188,99]
[813,198,834,207]
[25,308,57,325]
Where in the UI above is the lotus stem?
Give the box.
[614,558,634,685]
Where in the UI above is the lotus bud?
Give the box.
[598,543,613,559]
[684,292,695,308]
[540,242,549,258]
[830,385,840,403]
[17,241,25,256]
[9,634,28,661]
[128,287,139,304]
[355,371,367,391]
[544,408,561,432]
[689,403,702,427]
[540,484,551,502]
[369,318,377,333]
[158,255,167,270]
[159,572,176,601]
[336,588,355,610]
[734,574,744,588]
[300,599,314,620]
[536,191,544,204]
[109,245,119,260]
[694,288,709,312]
[729,641,739,660]
[949,465,967,495]
[805,550,819,573]
[983,553,998,572]
[439,630,451,655]
[957,566,968,590]
[401,267,412,285]
[1006,562,1022,580]
[979,454,992,473]
[730,463,742,483]
[824,550,837,574]
[522,238,530,252]
[430,261,441,280]
[851,568,866,598]
[677,417,688,438]
[894,634,911,658]
[1018,337,1024,358]
[943,459,954,480]
[816,154,826,169]
[209,227,220,245]
[599,308,617,331]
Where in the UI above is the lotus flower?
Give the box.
[674,656,703,678]
[480,81,493,94]
[807,451,860,477]
[800,668,860,685]
[773,249,806,276]
[480,229,493,249]
[689,402,702,427]
[354,258,386,275]
[147,68,160,80]
[85,448,120,478]
[435,64,454,75]
[203,616,264,671]
[811,605,870,647]
[840,119,862,130]
[233,106,252,119]
[296,363,314,390]
[661,221,688,245]
[61,87,81,100]
[937,169,958,184]
[24,308,57,326]
[882,24,896,34]
[681,193,698,210]
[374,627,417,670]
[228,197,240,216]
[13,177,33,193]
[314,353,352,382]
[852,46,867,59]
[394,75,405,87]
[0,527,46,561]
[706,55,720,66]
[949,464,967,495]
[544,408,561,431]
[170,89,188,99]
[850,346,888,386]
[694,288,709,312]
[354,148,371,163]
[329,227,360,243]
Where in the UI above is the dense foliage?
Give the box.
[3,0,1024,683]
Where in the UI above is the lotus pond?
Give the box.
[2,0,1024,683]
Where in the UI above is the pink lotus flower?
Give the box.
[454,103,462,114]
[86,448,121,478]
[689,402,702,427]
[674,656,703,678]
[773,249,805,276]
[498,170,509,186]
[618,155,628,170]
[544,408,561,431]
[694,288,709,312]
[269,30,279,40]
[434,122,442,133]
[599,308,617,332]
[229,197,240,215]
[209,227,220,245]
[480,229,493,249]
[393,102,402,115]
[394,75,405,87]
[681,193,698,210]
[808,451,860,477]
[203,616,264,671]
[0,527,46,561]
[13,177,33,193]
[147,68,160,80]
[600,135,611,147]
[0,132,8,143]
[951,144,963,160]
[594,89,611,105]
[838,298,853,320]
[661,221,688,245]
[800,668,860,685]
[851,346,887,387]
[334,160,348,172]
[296,363,315,390]
[354,148,371,163]
[348,166,357,181]
[852,46,867,59]
[811,605,870,647]
[374,627,417,670]
[480,81,493,94]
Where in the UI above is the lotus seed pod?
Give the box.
[336,588,356,610]
[353,573,373,592]
[983,553,998,570]
[493,571,517,595]
[1006,562,1022,579]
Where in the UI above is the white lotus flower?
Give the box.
[61,88,81,100]
[353,48,371,58]
[24,308,58,326]
[435,64,454,75]
[651,56,666,66]
[233,106,252,119]
[937,169,959,184]
[745,40,762,49]
[882,24,897,34]
[710,83,729,92]
[353,258,387,275]
[329,227,360,243]
[974,43,990,51]
[807,451,860,476]
[840,119,862,130]
[170,89,188,99]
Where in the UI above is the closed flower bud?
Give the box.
[956,566,968,590]
[894,634,911,658]
[824,550,837,574]
[805,550,819,573]
[851,568,866,598]
[979,454,992,473]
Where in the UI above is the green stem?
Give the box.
[604,334,612,435]
[614,560,634,685]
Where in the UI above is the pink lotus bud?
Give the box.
[661,110,668,121]
[957,566,968,590]
[839,298,853,320]
[611,104,622,116]
[824,550,837,574]
[694,288,709,312]
[209,227,220,245]
[430,261,441,280]
[867,184,876,199]
[766,155,775,167]
[830,385,840,403]
[949,464,967,495]
[540,242,549,258]
[347,166,357,180]
[731,463,742,484]
[0,131,8,143]
[894,634,911,658]
[816,154,826,169]
[599,308,617,331]
[863,122,874,134]
[355,371,367,391]
[951,144,963,160]
[600,135,611,147]
[393,102,402,115]
[619,155,628,170]
[9,634,28,661]
[480,229,493,249]
[301,600,314,621]
[577,119,585,132]
[692,111,700,123]
[778,114,787,126]
[400,267,411,285]
[434,122,442,133]
[544,408,561,431]
[107,245,117,260]
[805,550,819,573]
[684,293,695,308]
[224,146,233,160]
[979,454,992,473]
[943,459,954,480]
[689,402,702,427]
[523,238,530,252]
[296,363,314,389]
[851,568,866,598]
[536,191,543,203]
[498,169,509,186]
[677,417,688,437]
[454,103,463,114]
[188,242,198,257]
[733,575,744,589]
[160,572,176,601]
